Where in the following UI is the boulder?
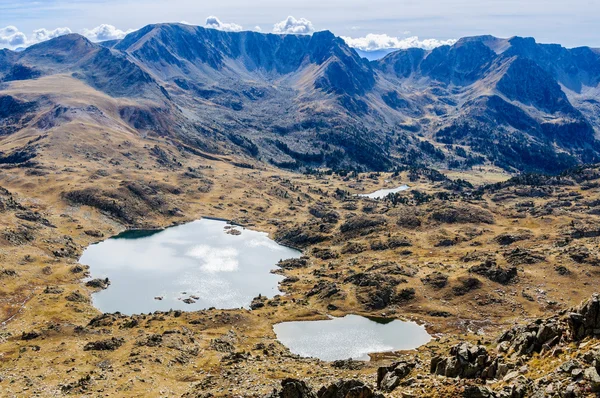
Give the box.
[265,379,381,398]
[317,380,382,398]
[376,361,415,392]
[250,294,267,310]
[278,257,310,270]
[65,290,90,303]
[83,337,125,351]
[431,342,499,379]
[568,293,600,341]
[584,367,600,392]
[21,330,41,341]
[494,232,532,246]
[309,206,340,224]
[85,278,111,290]
[496,380,530,398]
[265,378,316,398]
[469,260,517,285]
[345,272,404,287]
[463,386,496,398]
[496,318,563,357]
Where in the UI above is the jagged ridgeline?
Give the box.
[1,25,600,172]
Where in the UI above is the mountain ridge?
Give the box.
[1,24,600,173]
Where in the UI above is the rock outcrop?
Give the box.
[568,293,600,341]
[264,379,381,398]
[376,361,415,392]
[497,317,564,357]
[431,343,500,379]
[83,337,125,351]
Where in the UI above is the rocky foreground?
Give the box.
[2,120,600,396]
[259,294,600,398]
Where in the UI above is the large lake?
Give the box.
[79,219,301,314]
[273,314,431,361]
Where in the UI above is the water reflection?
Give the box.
[79,219,301,315]
[274,314,431,361]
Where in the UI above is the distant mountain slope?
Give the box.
[9,34,168,101]
[115,24,376,102]
[376,35,600,172]
[1,25,600,173]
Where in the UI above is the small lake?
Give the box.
[273,314,431,361]
[358,185,409,199]
[79,219,301,315]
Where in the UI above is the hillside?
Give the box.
[1,25,600,173]
[3,23,600,397]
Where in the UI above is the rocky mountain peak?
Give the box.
[1,26,599,173]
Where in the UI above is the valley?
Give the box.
[1,122,600,396]
[1,23,600,397]
[2,26,600,175]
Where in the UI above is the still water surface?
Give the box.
[79,219,301,314]
[273,314,431,361]
[359,185,409,199]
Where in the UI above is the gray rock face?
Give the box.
[496,58,576,115]
[376,361,415,392]
[497,318,564,357]
[3,27,600,174]
[271,379,316,398]
[463,385,496,398]
[568,293,600,340]
[265,379,381,398]
[584,367,600,392]
[431,342,500,379]
[496,381,529,398]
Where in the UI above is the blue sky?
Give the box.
[0,0,599,50]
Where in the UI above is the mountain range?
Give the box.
[1,23,600,173]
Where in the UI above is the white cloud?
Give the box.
[31,27,72,43]
[1,26,72,50]
[0,26,27,48]
[341,34,456,51]
[273,16,315,35]
[1,24,135,50]
[81,24,133,42]
[205,16,243,32]
[254,26,262,32]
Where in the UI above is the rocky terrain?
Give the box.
[1,106,600,395]
[1,25,599,173]
[2,22,600,398]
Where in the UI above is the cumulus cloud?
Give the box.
[31,27,72,43]
[273,16,315,35]
[1,24,135,50]
[81,24,133,42]
[205,16,243,32]
[0,26,28,48]
[341,33,456,51]
[1,26,72,49]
